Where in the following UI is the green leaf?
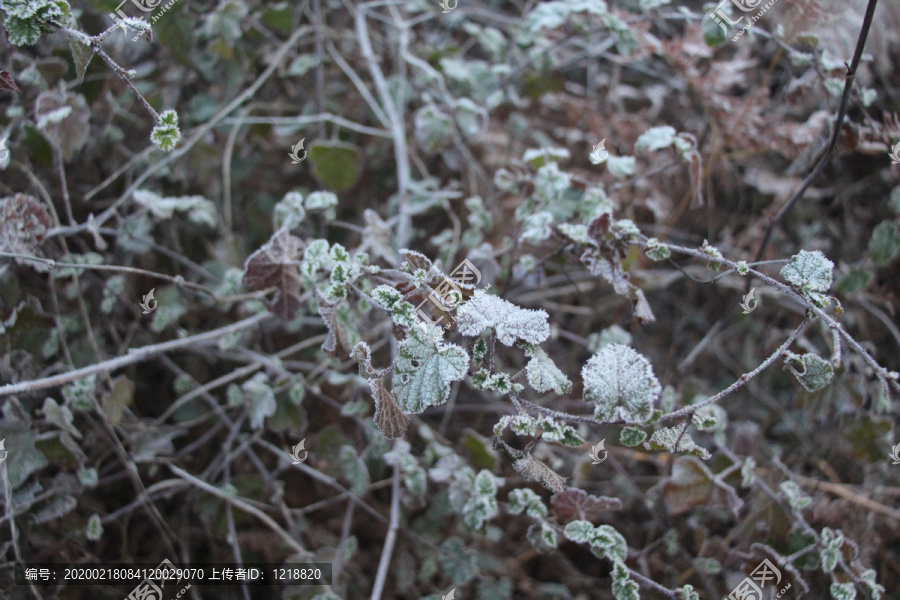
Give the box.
[414,106,453,153]
[338,445,370,495]
[644,238,671,261]
[781,250,834,293]
[678,584,700,600]
[582,344,661,424]
[619,426,647,447]
[830,582,856,600]
[308,141,360,192]
[780,480,812,512]
[68,36,93,84]
[819,527,843,573]
[563,520,595,543]
[273,191,305,230]
[526,521,559,552]
[644,427,710,459]
[591,524,628,563]
[507,488,548,518]
[611,561,640,600]
[392,323,469,414]
[151,110,181,152]
[606,155,635,179]
[240,372,276,430]
[439,537,479,583]
[785,352,834,392]
[86,513,104,541]
[867,221,900,267]
[537,417,584,447]
[0,425,48,490]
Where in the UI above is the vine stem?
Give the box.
[369,445,401,600]
[660,317,808,422]
[0,312,272,397]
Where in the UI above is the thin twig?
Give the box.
[369,450,401,600]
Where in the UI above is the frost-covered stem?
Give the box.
[370,448,401,600]
[168,464,311,557]
[517,398,610,427]
[3,463,44,600]
[0,312,272,397]
[650,238,900,397]
[626,566,679,598]
[355,6,412,249]
[659,318,808,422]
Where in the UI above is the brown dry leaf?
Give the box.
[369,378,410,440]
[0,71,20,92]
[318,298,351,357]
[34,88,90,161]
[0,194,53,272]
[242,229,304,320]
[513,455,567,494]
[551,488,623,523]
[662,456,743,517]
[400,249,432,273]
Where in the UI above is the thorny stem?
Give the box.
[660,317,809,422]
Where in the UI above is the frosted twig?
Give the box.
[369,448,401,600]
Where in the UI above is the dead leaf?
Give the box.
[0,194,53,272]
[661,456,743,517]
[551,488,623,523]
[400,249,432,273]
[370,378,410,439]
[243,229,304,320]
[102,375,134,426]
[0,71,20,93]
[513,455,567,493]
[318,297,351,357]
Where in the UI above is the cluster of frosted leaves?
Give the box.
[133,190,216,227]
[462,470,500,532]
[493,413,583,447]
[582,344,661,424]
[0,0,70,45]
[521,343,572,394]
[226,373,276,430]
[383,440,427,494]
[392,323,469,414]
[456,290,549,346]
[780,480,812,512]
[506,488,548,518]
[780,249,834,307]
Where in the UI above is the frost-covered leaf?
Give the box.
[241,373,276,430]
[86,513,103,541]
[527,521,558,552]
[62,374,97,411]
[580,249,655,323]
[0,424,49,490]
[582,344,661,424]
[392,323,468,414]
[587,325,633,352]
[42,397,80,438]
[399,249,433,273]
[507,488,548,518]
[33,494,77,523]
[463,491,499,531]
[611,561,640,600]
[368,378,410,440]
[471,369,523,395]
[439,537,480,584]
[780,480,812,512]
[273,191,306,230]
[830,582,856,600]
[34,87,89,160]
[523,344,572,394]
[741,457,756,488]
[520,211,555,243]
[304,191,339,219]
[606,155,635,179]
[551,488,622,523]
[781,250,834,293]
[457,290,549,346]
[563,520,595,543]
[243,229,303,320]
[338,445,370,495]
[867,221,900,267]
[785,352,834,392]
[644,238,671,261]
[414,105,453,153]
[678,585,699,600]
[0,193,52,271]
[132,190,216,227]
[861,569,885,600]
[644,427,710,459]
[494,414,537,437]
[523,147,571,169]
[537,417,583,447]
[151,109,181,152]
[819,527,843,573]
[635,126,677,153]
[591,524,627,563]
[513,455,566,493]
[619,426,646,447]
